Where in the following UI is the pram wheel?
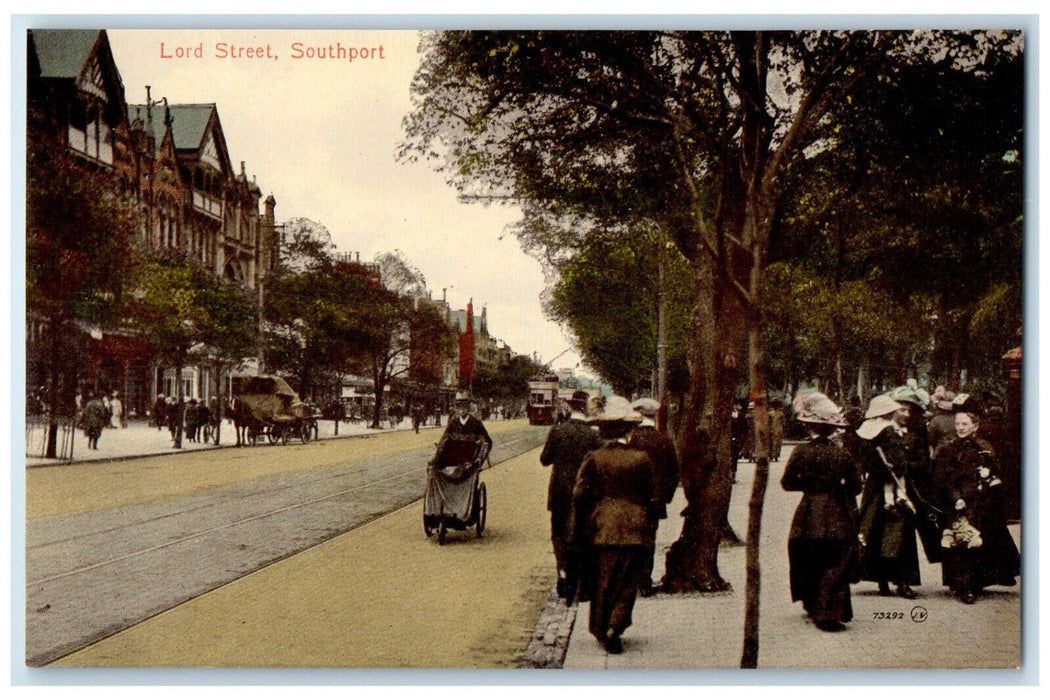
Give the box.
[476,482,487,537]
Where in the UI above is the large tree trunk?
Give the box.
[663,258,745,593]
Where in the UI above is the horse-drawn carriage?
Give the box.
[232,375,317,446]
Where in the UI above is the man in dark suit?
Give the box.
[628,397,680,594]
[572,397,657,654]
[540,390,604,598]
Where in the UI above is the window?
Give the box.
[68,105,114,165]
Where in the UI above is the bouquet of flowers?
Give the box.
[941,515,983,549]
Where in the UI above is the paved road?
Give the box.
[50,438,558,668]
[26,420,548,666]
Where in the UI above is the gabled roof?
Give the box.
[29,29,102,79]
[128,102,232,173]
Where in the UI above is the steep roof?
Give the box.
[128,102,234,176]
[29,29,101,79]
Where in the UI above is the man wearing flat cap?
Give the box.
[627,397,680,595]
[540,390,603,598]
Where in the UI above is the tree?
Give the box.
[472,354,545,403]
[26,135,137,457]
[264,258,373,402]
[772,36,1023,395]
[194,276,259,444]
[545,229,692,397]
[403,29,1022,667]
[127,250,246,448]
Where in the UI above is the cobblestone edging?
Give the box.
[521,584,578,668]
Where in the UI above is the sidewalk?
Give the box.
[23,416,434,468]
[530,444,1023,673]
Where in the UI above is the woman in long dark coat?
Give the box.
[782,392,862,632]
[935,400,1019,604]
[571,398,656,654]
[857,394,922,598]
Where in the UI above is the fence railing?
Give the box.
[25,414,76,462]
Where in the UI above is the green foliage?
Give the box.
[472,354,545,401]
[546,231,692,396]
[772,32,1024,390]
[126,250,257,374]
[26,136,137,324]
[263,258,378,391]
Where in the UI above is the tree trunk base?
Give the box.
[662,525,733,594]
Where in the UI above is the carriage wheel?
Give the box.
[476,482,487,537]
[280,426,291,445]
[299,421,313,443]
[266,427,280,445]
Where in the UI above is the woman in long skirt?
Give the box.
[857,394,922,598]
[935,397,1020,604]
[782,392,862,632]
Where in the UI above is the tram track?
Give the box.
[25,423,548,665]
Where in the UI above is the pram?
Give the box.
[423,437,489,544]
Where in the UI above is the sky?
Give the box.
[105,28,588,377]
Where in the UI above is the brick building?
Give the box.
[26,29,278,418]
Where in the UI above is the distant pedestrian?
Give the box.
[167,398,182,441]
[82,390,108,450]
[934,396,1019,604]
[769,398,786,462]
[185,398,200,442]
[781,392,861,632]
[571,397,655,654]
[857,394,921,599]
[109,391,124,429]
[539,390,603,600]
[153,394,167,431]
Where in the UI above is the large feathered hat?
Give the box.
[792,391,847,426]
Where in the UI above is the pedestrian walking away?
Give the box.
[627,396,679,596]
[81,390,108,450]
[539,390,603,600]
[781,392,862,632]
[570,396,656,655]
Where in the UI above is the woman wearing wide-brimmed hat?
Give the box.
[570,396,655,654]
[781,392,862,632]
[856,394,922,599]
[934,396,1019,604]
